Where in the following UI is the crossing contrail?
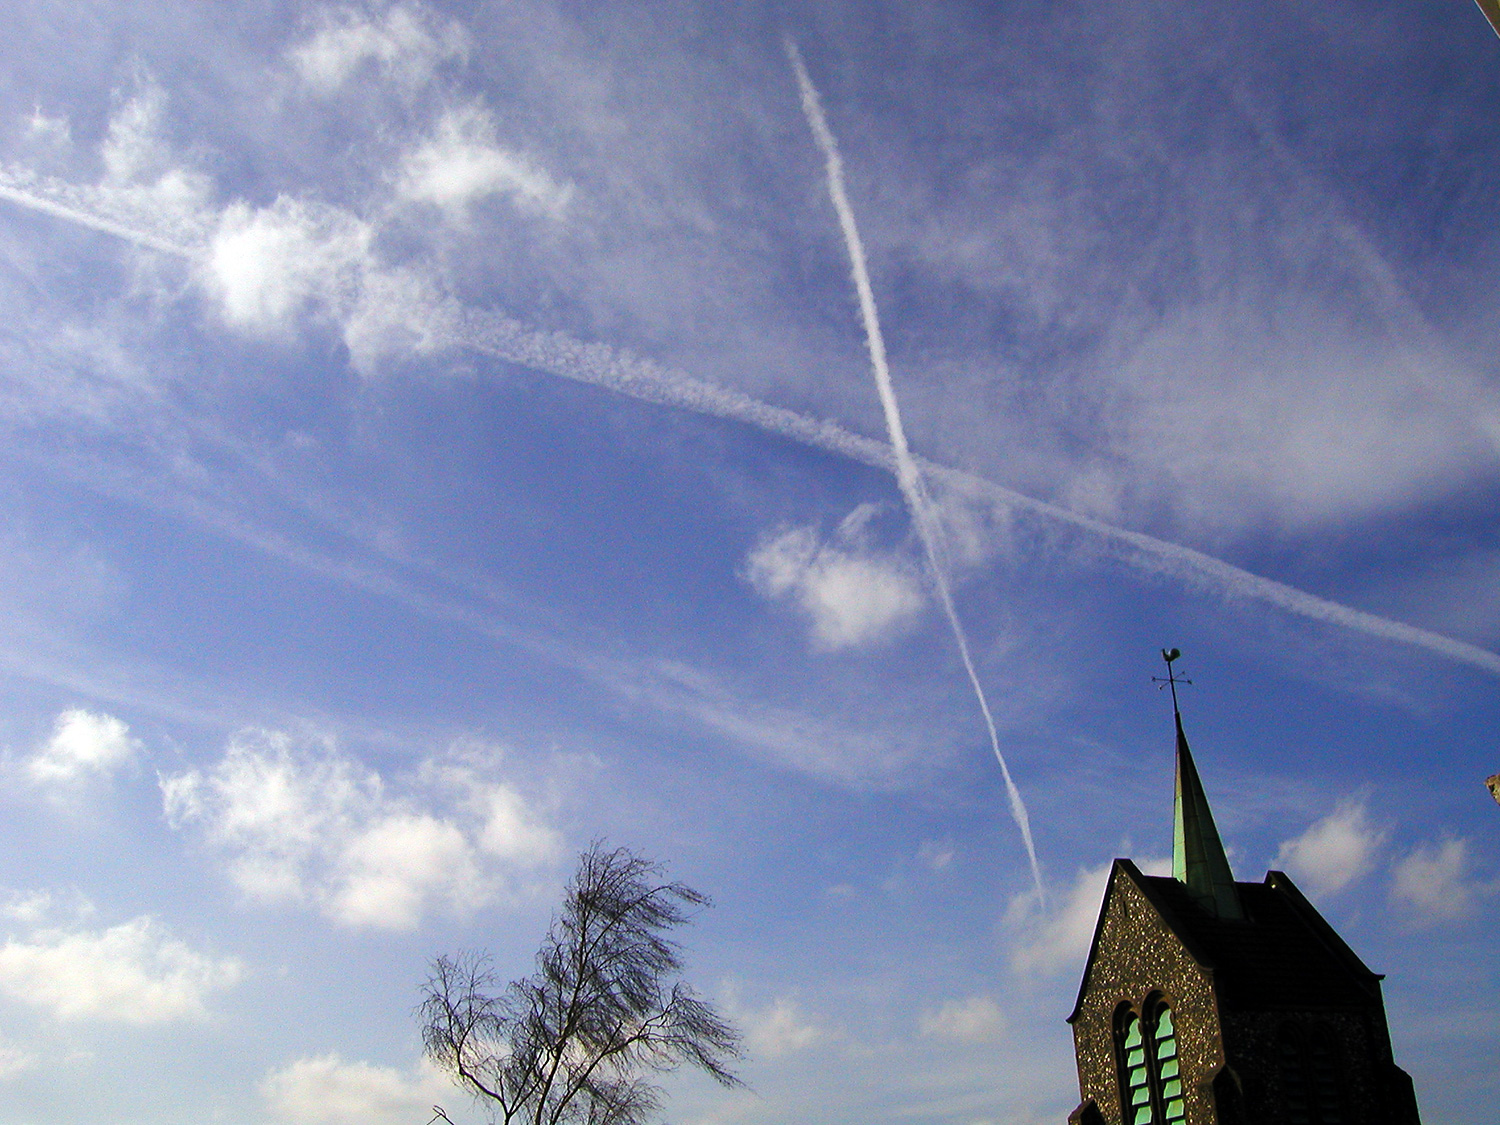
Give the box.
[785,39,1044,896]
[4,162,1500,695]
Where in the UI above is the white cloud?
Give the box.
[1006,863,1109,976]
[207,197,371,332]
[102,83,172,186]
[0,889,94,926]
[0,914,241,1023]
[1106,297,1498,529]
[1274,798,1387,897]
[27,709,141,783]
[331,812,483,929]
[1390,838,1495,925]
[738,998,824,1059]
[97,81,212,220]
[398,105,573,220]
[745,506,926,650]
[205,195,455,372]
[288,5,469,94]
[25,107,71,149]
[0,1037,35,1081]
[161,730,560,930]
[917,838,956,872]
[1006,857,1170,975]
[261,1053,453,1125]
[919,996,1009,1044]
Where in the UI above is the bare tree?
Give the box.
[419,843,742,1125]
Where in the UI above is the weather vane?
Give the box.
[1151,646,1192,715]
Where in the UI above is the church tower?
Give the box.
[1065,653,1422,1125]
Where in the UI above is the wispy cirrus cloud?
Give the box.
[2,29,1499,695]
[160,729,560,929]
[1390,837,1498,925]
[919,995,1009,1044]
[288,3,469,95]
[7,141,1500,690]
[0,1038,34,1082]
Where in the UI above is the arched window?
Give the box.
[1117,1007,1152,1124]
[1114,1000,1186,1125]
[1151,1005,1186,1125]
[1279,1022,1345,1125]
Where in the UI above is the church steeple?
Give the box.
[1173,711,1243,920]
[1160,649,1242,920]
[1065,650,1424,1125]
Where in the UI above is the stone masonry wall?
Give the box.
[1071,868,1222,1125]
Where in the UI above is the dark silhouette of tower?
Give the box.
[1065,660,1421,1124]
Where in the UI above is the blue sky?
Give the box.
[0,2,1497,1123]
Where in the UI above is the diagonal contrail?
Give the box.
[785,40,1044,895]
[4,162,1500,693]
[0,166,205,258]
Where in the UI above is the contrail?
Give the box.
[785,40,1044,895]
[5,164,1500,690]
[0,165,203,258]
[455,306,1500,680]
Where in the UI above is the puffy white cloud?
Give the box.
[0,914,241,1023]
[919,995,1009,1044]
[101,83,172,186]
[205,195,455,372]
[288,5,469,94]
[398,105,573,220]
[331,812,483,929]
[208,197,371,332]
[27,709,141,783]
[738,998,824,1059]
[261,1054,453,1125]
[463,773,565,862]
[745,505,926,650]
[1006,863,1110,976]
[1390,838,1495,925]
[161,730,561,930]
[1274,798,1387,897]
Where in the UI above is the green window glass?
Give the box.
[1117,1001,1187,1125]
[1118,1010,1153,1125]
[1153,1008,1186,1125]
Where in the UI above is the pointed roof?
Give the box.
[1066,860,1383,1022]
[1173,711,1243,920]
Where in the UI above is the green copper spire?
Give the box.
[1172,710,1243,919]
[1157,649,1243,920]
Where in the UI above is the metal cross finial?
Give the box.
[1152,646,1192,715]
